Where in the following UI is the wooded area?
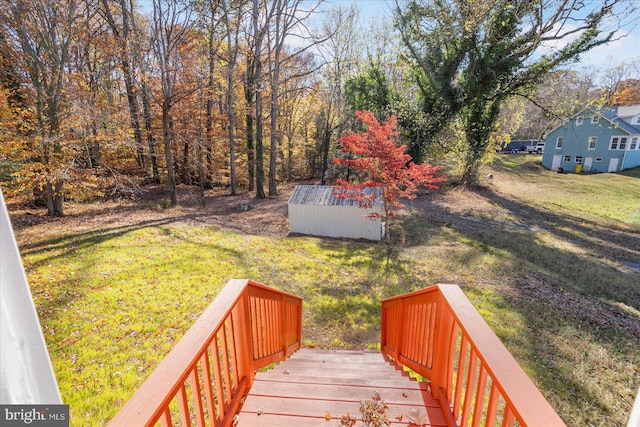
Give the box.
[1,0,638,215]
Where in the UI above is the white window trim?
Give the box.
[610,136,620,150]
[591,116,599,124]
[556,137,564,149]
[631,137,638,150]
[620,136,628,150]
[595,157,603,162]
[575,156,583,164]
[576,116,584,126]
[588,136,597,150]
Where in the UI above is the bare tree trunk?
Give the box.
[101,0,145,168]
[162,106,178,205]
[181,139,190,185]
[250,0,266,199]
[221,0,239,195]
[152,0,192,205]
[141,79,160,183]
[320,108,332,185]
[255,63,266,199]
[245,67,256,191]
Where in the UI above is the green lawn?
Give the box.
[14,157,640,427]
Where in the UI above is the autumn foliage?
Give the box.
[333,110,445,230]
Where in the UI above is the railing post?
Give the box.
[234,286,255,388]
[431,288,455,401]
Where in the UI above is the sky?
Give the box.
[311,0,640,73]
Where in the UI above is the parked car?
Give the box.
[527,141,545,154]
[499,141,529,154]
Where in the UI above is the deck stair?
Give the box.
[108,280,567,427]
[238,348,445,426]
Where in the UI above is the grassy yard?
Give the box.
[11,156,640,427]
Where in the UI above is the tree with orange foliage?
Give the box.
[334,110,446,243]
[612,79,640,106]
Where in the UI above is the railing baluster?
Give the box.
[461,348,478,426]
[212,336,225,420]
[485,381,500,427]
[472,365,488,427]
[427,302,437,369]
[219,324,232,408]
[189,369,205,427]
[226,314,239,390]
[416,304,426,365]
[200,351,217,426]
[502,406,515,427]
[409,305,417,361]
[453,334,469,418]
[420,303,429,367]
[177,385,191,427]
[160,407,172,427]
[252,297,261,359]
[260,298,267,356]
[269,299,277,354]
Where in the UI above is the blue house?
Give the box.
[541,105,640,173]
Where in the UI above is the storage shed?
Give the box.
[288,185,384,240]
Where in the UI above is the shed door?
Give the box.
[551,155,562,171]
[608,158,619,172]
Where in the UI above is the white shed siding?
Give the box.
[288,186,383,240]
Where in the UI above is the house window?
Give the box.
[563,155,571,162]
[588,136,597,150]
[620,137,627,150]
[576,116,584,126]
[610,137,619,150]
[631,137,638,150]
[591,116,599,124]
[575,156,583,163]
[595,157,603,162]
[556,137,564,149]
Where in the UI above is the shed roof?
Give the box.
[288,185,382,207]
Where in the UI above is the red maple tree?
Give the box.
[334,110,446,242]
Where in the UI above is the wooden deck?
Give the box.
[237,348,447,426]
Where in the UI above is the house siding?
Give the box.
[542,106,640,173]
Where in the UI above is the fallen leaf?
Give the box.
[407,408,428,426]
[325,409,331,421]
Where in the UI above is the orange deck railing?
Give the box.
[381,284,566,427]
[108,279,302,427]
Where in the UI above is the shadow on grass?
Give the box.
[21,214,247,327]
[404,187,639,310]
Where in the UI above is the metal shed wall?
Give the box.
[288,186,383,240]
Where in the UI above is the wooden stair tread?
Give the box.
[237,348,445,426]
